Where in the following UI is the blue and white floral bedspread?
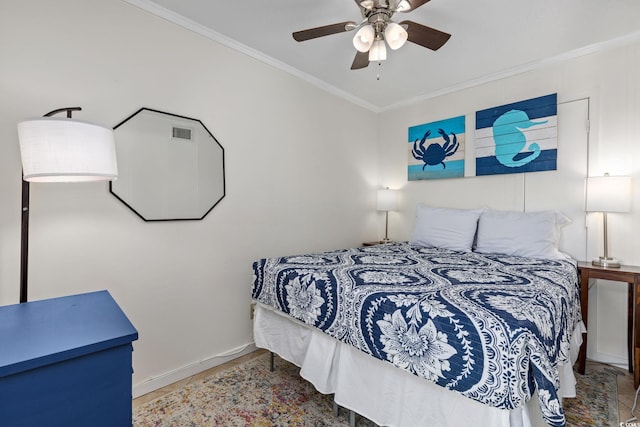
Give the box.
[251,243,581,427]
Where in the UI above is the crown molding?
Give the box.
[121,0,380,112]
[122,0,640,114]
[382,30,640,112]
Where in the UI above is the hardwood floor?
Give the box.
[132,349,269,411]
[618,367,639,423]
[133,351,639,423]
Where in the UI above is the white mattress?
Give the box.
[253,303,585,427]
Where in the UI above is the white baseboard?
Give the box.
[132,342,258,398]
[587,351,628,371]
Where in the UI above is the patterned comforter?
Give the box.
[251,243,581,427]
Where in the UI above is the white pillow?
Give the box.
[410,204,483,252]
[474,209,571,259]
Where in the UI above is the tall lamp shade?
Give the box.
[377,188,399,212]
[17,107,117,303]
[377,188,398,243]
[586,174,631,267]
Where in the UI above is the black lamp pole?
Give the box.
[19,178,30,303]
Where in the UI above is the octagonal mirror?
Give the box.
[110,108,225,221]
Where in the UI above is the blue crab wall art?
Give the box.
[412,128,459,169]
[408,115,465,181]
[475,93,558,176]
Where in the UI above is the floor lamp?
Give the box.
[17,107,118,303]
[586,173,631,268]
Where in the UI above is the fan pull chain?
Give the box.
[376,61,382,81]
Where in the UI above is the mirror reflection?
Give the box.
[110,108,225,221]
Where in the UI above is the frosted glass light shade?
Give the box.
[359,0,374,9]
[396,0,411,12]
[353,25,375,52]
[384,22,408,50]
[18,117,118,182]
[369,39,387,61]
[586,175,631,213]
[377,189,398,211]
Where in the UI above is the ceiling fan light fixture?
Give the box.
[353,25,375,52]
[396,0,411,12]
[292,0,450,71]
[359,0,375,9]
[384,22,408,50]
[369,39,387,61]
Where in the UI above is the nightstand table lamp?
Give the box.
[377,188,398,243]
[585,173,631,268]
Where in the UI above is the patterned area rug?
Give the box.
[563,362,622,427]
[134,353,619,427]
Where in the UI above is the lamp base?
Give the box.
[592,256,622,268]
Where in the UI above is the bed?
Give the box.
[251,206,585,427]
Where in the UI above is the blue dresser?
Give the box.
[0,290,138,427]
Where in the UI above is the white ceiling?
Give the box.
[125,0,640,111]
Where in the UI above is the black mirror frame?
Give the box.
[109,107,226,221]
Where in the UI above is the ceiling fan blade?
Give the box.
[351,51,370,70]
[400,20,451,50]
[292,21,356,42]
[400,0,431,12]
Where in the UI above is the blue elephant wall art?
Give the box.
[408,115,465,181]
[475,93,557,176]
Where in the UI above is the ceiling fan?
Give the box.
[292,0,451,70]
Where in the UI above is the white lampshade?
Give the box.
[17,117,118,182]
[384,22,408,50]
[353,25,375,52]
[369,39,387,61]
[586,175,631,213]
[377,189,398,211]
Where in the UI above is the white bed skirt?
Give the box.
[253,303,586,427]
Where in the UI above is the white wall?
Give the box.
[379,40,640,366]
[0,0,379,394]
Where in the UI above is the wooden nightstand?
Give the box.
[363,241,392,246]
[577,261,640,388]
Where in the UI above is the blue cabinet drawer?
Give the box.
[0,291,138,427]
